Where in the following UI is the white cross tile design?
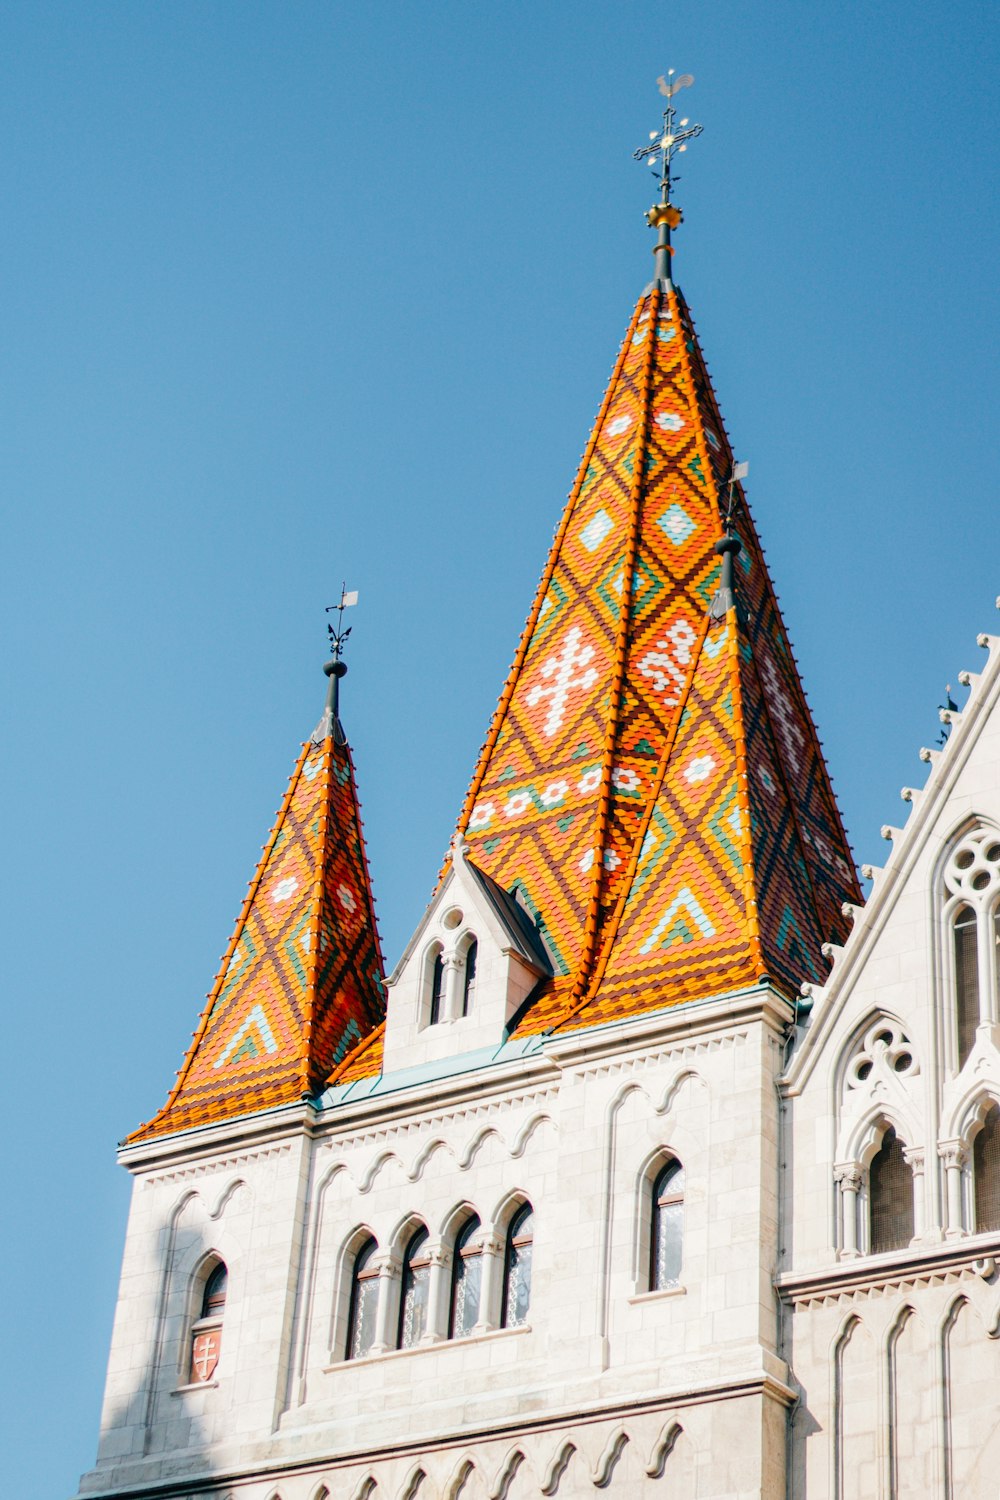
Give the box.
[526,626,599,737]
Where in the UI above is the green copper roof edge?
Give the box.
[319,1034,546,1109]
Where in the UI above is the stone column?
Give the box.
[370,1254,400,1354]
[424,1245,451,1342]
[475,1234,506,1331]
[834,1164,862,1258]
[443,952,463,1022]
[939,1143,967,1238]
[903,1146,926,1241]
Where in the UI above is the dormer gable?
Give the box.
[382,840,552,1073]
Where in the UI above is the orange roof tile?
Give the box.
[453,279,860,1035]
[129,721,385,1141]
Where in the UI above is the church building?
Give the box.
[77,84,1000,1500]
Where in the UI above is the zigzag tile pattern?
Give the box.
[130,732,385,1139]
[456,286,732,987]
[451,279,859,1041]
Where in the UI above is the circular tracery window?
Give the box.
[845,1019,919,1091]
[944,828,1000,903]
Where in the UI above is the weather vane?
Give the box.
[633,72,703,279]
[325,583,359,662]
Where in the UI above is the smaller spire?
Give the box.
[633,71,703,284]
[313,585,359,746]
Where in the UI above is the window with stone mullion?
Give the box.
[397,1228,431,1349]
[974,1104,1000,1234]
[501,1205,534,1329]
[869,1127,913,1253]
[954,904,979,1068]
[449,1215,482,1338]
[346,1239,379,1360]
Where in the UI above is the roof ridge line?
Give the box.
[569,285,665,1007]
[128,741,311,1141]
[297,744,337,1096]
[676,289,860,897]
[741,620,830,965]
[548,610,715,1033]
[328,1017,386,1087]
[726,610,767,982]
[449,294,649,875]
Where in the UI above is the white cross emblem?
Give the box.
[526,625,599,737]
[191,1331,220,1382]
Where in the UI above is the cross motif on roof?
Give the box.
[526,625,599,738]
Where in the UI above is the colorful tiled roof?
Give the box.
[450,277,860,1035]
[129,715,385,1141]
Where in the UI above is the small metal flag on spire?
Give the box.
[724,459,749,525]
[325,584,359,662]
[633,71,703,282]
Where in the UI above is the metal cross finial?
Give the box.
[633,72,703,206]
[325,583,359,661]
[633,72,703,282]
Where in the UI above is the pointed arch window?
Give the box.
[449,1214,482,1338]
[869,1126,914,1254]
[501,1204,534,1329]
[461,939,478,1017]
[397,1227,431,1349]
[944,830,1000,1068]
[429,950,446,1026]
[954,904,979,1069]
[974,1103,1000,1234]
[346,1238,379,1360]
[189,1259,227,1384]
[651,1160,685,1290]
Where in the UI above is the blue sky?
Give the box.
[2,3,998,1494]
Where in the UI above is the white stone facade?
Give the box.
[79,626,1000,1500]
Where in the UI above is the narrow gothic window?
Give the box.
[995,906,1000,1009]
[954,904,979,1068]
[346,1238,379,1360]
[651,1160,685,1290]
[449,1214,482,1338]
[429,951,446,1025]
[189,1259,227,1384]
[397,1228,431,1349]
[501,1204,534,1328]
[461,939,478,1017]
[974,1103,1000,1233]
[869,1127,914,1253]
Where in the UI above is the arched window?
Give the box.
[461,939,478,1017]
[501,1203,534,1329]
[869,1126,914,1254]
[346,1237,379,1360]
[189,1259,227,1384]
[397,1227,431,1349]
[974,1103,1000,1233]
[429,950,446,1026]
[449,1214,482,1338]
[651,1160,685,1290]
[954,904,979,1068]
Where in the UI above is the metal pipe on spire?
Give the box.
[633,71,703,285]
[313,585,358,745]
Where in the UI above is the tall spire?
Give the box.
[446,82,860,1036]
[129,632,384,1141]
